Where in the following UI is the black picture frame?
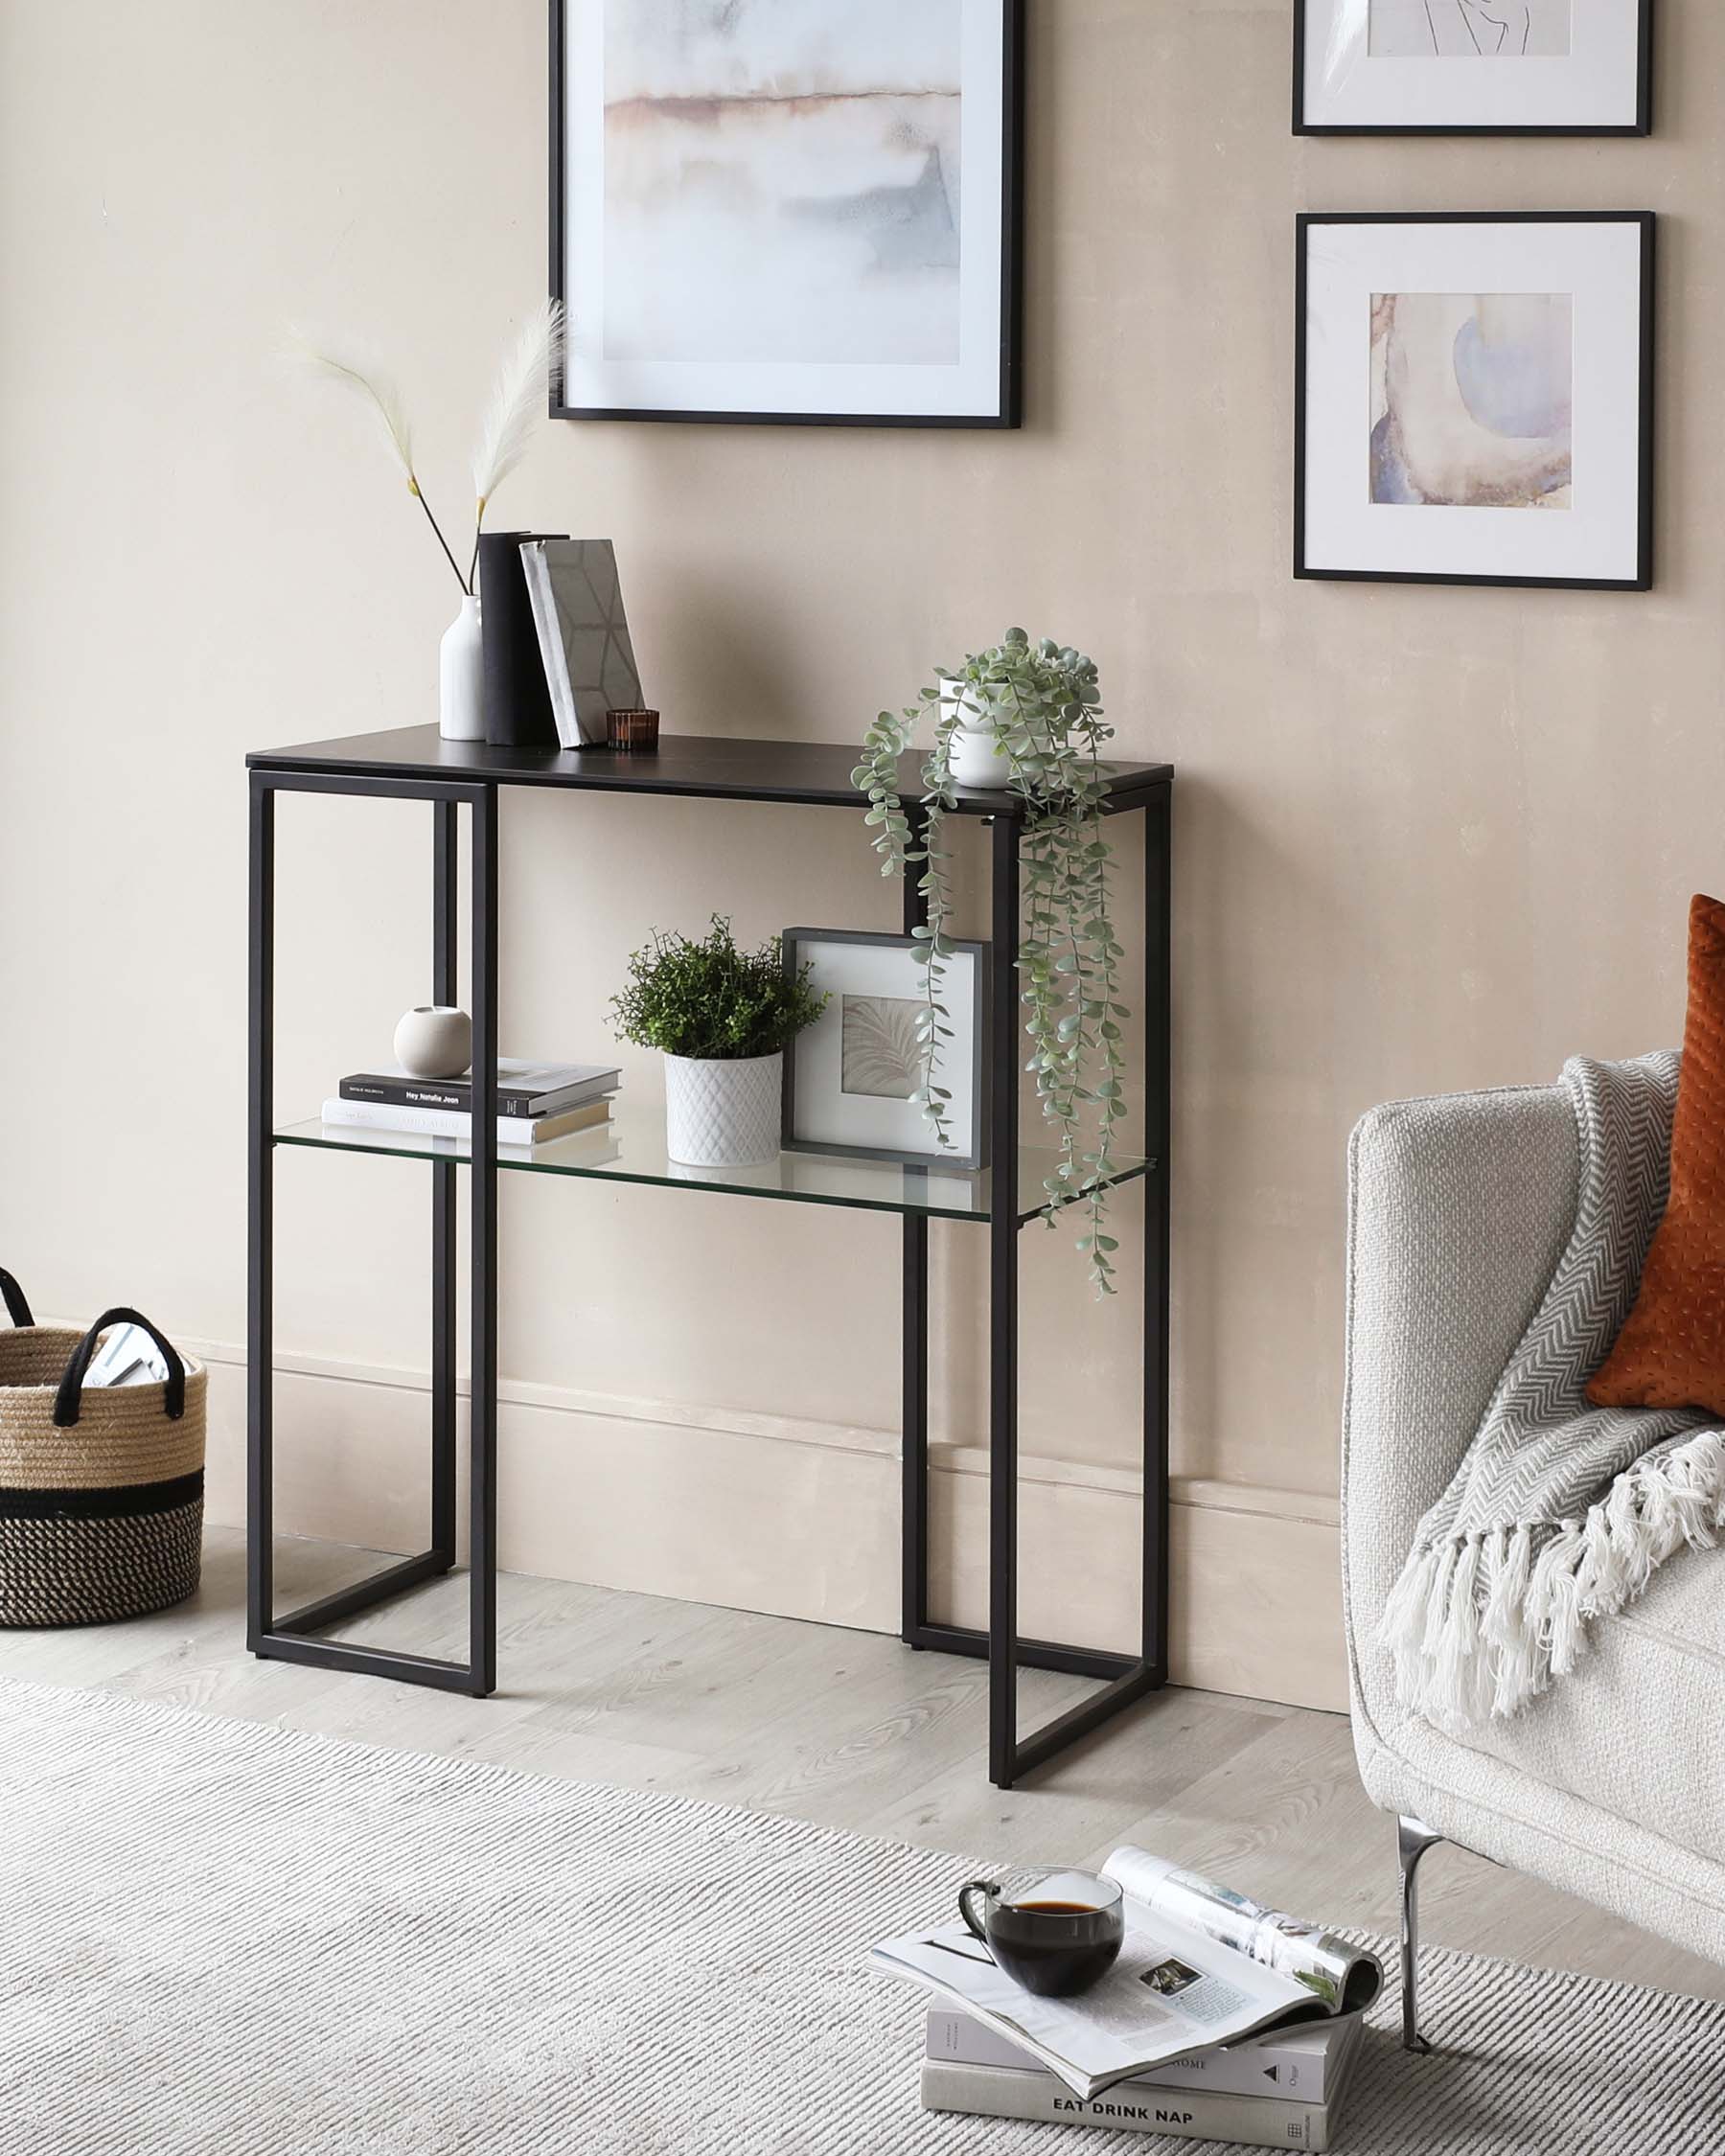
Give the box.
[780,928,991,1173]
[548,0,1025,429]
[1292,0,1653,137]
[1294,211,1655,592]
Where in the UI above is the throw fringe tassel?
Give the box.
[1483,1522,1534,1718]
[1379,1432,1725,1726]
[1380,1543,1438,1703]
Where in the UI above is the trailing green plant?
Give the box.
[610,917,827,1063]
[854,629,1129,1296]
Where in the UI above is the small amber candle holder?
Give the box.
[607,707,660,752]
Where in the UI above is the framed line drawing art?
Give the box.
[1295,213,1654,591]
[1294,0,1652,135]
[550,0,1024,427]
[780,929,990,1171]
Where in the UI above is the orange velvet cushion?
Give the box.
[1588,894,1725,1416]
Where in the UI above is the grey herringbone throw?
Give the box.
[1382,1052,1725,1725]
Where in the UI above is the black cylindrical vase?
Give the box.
[480,531,564,750]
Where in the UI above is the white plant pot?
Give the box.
[939,681,1012,789]
[947,724,1013,791]
[394,1004,472,1080]
[663,1051,783,1167]
[439,594,485,743]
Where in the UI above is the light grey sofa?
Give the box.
[1344,1078,1725,2046]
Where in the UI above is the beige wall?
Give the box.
[2,1,1715,1710]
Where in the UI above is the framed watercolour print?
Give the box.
[1294,0,1651,135]
[1296,214,1654,590]
[550,0,1024,427]
[781,929,989,1171]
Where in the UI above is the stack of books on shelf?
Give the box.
[322,1060,620,1150]
[872,1845,1382,2150]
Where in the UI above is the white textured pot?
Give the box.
[663,1051,783,1167]
[394,1004,472,1080]
[947,725,1013,790]
[940,683,1012,790]
[439,594,485,743]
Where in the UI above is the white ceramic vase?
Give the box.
[940,682,1012,790]
[439,594,485,743]
[663,1051,783,1167]
[394,1004,472,1080]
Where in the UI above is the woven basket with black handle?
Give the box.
[0,1272,205,1627]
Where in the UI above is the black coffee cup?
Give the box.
[958,1869,1125,1997]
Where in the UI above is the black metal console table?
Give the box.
[246,725,1172,1788]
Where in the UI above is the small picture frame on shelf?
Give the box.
[1296,211,1654,590]
[781,929,989,1172]
[1294,0,1651,136]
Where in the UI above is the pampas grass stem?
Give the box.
[290,329,470,596]
[291,305,567,603]
[469,299,565,587]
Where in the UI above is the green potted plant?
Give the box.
[854,629,1130,1296]
[610,918,827,1168]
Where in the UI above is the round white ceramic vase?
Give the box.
[394,1005,472,1080]
[439,594,485,743]
[940,682,1012,790]
[663,1051,783,1168]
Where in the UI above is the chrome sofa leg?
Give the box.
[1397,1815,1443,2054]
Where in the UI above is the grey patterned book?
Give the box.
[518,539,644,749]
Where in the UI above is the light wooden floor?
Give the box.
[6,1527,1720,2004]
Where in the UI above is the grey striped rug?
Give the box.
[0,1675,1717,2153]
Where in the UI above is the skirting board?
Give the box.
[192,1342,1347,1712]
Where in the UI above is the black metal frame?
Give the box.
[897,791,1172,1784]
[1294,211,1656,593]
[247,747,1171,1788]
[546,0,1026,430]
[1292,0,1653,136]
[248,768,499,1696]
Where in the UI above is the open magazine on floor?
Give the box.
[871,1846,1383,2102]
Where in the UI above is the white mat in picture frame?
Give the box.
[782,928,989,1171]
[1296,212,1654,591]
[1295,0,1650,134]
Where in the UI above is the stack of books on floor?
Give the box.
[919,2008,1360,2148]
[322,1060,620,1149]
[872,1844,1382,2150]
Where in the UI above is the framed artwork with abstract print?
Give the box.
[551,0,1024,426]
[781,929,989,1172]
[1294,0,1651,134]
[1296,214,1654,591]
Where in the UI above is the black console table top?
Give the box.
[248,723,1173,816]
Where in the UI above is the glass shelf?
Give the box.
[275,1110,1154,1227]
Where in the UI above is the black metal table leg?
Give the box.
[246,773,275,1651]
[468,784,499,1697]
[430,800,459,1571]
[249,770,497,1694]
[969,789,1172,1787]
[987,814,1022,1788]
[902,802,931,1643]
[1143,785,1172,1680]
